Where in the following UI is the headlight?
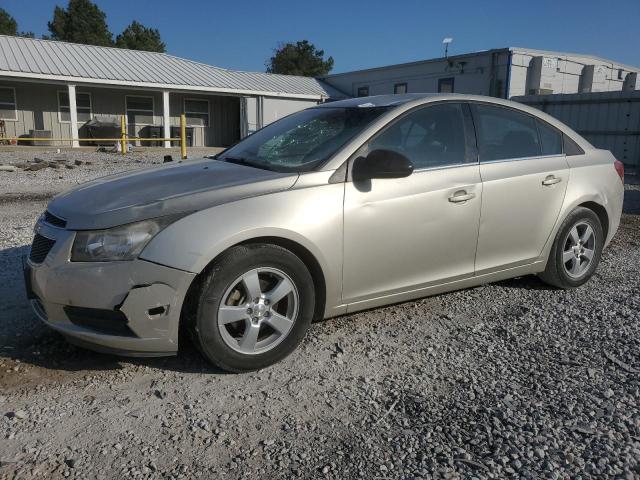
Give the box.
[71,215,182,262]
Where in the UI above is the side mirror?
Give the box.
[352,149,414,181]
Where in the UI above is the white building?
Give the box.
[322,47,639,99]
[0,35,344,148]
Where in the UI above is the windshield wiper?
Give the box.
[221,157,275,171]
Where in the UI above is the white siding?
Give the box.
[262,97,318,124]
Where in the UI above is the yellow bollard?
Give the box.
[180,113,187,160]
[120,115,127,155]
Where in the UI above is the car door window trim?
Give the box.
[480,153,566,165]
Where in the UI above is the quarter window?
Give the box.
[537,120,563,155]
[394,83,407,94]
[0,87,17,120]
[184,98,209,127]
[357,86,369,97]
[368,103,471,169]
[58,91,92,123]
[563,134,585,156]
[471,104,541,161]
[126,96,154,125]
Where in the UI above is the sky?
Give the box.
[3,0,640,73]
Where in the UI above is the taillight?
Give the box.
[614,160,624,183]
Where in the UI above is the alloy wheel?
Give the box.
[217,267,299,355]
[562,221,596,278]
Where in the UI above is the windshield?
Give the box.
[217,106,390,172]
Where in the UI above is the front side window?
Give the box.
[357,86,369,97]
[367,103,471,170]
[184,98,209,127]
[537,120,563,155]
[126,96,154,125]
[217,106,390,172]
[58,92,92,123]
[471,104,541,161]
[0,87,17,120]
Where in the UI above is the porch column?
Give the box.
[256,95,264,130]
[67,84,79,148]
[162,90,171,148]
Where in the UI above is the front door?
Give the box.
[342,102,482,303]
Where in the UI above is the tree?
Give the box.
[266,40,334,77]
[115,21,165,53]
[0,8,17,36]
[47,0,113,46]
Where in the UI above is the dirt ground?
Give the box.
[0,153,639,479]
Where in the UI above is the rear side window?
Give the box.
[471,104,541,161]
[537,120,563,155]
[368,103,472,169]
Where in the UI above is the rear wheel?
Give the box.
[192,244,315,372]
[540,207,603,288]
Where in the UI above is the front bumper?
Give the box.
[25,220,196,356]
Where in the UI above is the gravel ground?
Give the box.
[0,148,217,198]
[0,152,639,479]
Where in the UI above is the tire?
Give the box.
[539,207,604,289]
[191,243,315,372]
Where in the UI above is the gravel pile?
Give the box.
[0,157,638,479]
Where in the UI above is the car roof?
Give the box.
[317,93,443,108]
[317,93,545,110]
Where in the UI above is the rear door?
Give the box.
[471,103,569,273]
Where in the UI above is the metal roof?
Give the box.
[0,35,345,99]
[324,47,639,78]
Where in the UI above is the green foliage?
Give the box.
[0,8,18,36]
[47,0,113,46]
[115,21,165,53]
[266,40,334,77]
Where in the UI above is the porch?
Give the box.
[0,80,242,148]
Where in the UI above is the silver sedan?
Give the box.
[25,94,625,372]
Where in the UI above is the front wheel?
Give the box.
[539,207,604,289]
[192,243,315,372]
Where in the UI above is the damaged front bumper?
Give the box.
[25,222,196,357]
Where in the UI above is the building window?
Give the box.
[126,96,154,125]
[58,91,92,123]
[357,86,369,97]
[618,69,624,80]
[184,98,209,127]
[394,83,408,94]
[438,78,454,93]
[0,87,17,121]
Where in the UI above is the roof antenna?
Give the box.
[442,37,453,58]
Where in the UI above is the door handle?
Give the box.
[542,175,562,186]
[448,190,476,203]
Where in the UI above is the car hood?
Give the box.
[48,159,299,230]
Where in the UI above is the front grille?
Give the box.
[29,234,56,264]
[44,211,67,228]
[64,306,136,337]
